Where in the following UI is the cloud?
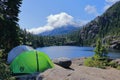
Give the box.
[104,0,120,10]
[85,5,99,16]
[78,19,89,26]
[28,12,87,34]
[47,12,74,28]
[104,4,111,10]
[28,26,54,34]
[105,0,120,3]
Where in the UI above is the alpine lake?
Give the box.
[37,46,120,59]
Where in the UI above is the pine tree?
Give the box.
[0,0,22,59]
[94,38,108,59]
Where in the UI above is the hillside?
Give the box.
[40,25,79,36]
[79,1,120,48]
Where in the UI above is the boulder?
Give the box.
[111,43,120,50]
[36,64,73,80]
[52,57,72,68]
[72,57,86,66]
[111,59,120,65]
[110,41,120,50]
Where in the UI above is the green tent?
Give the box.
[10,50,54,74]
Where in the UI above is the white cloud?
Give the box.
[104,0,120,10]
[28,26,54,34]
[85,5,99,16]
[104,4,111,10]
[105,0,120,3]
[46,12,74,28]
[78,19,89,26]
[28,12,88,34]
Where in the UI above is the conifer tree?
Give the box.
[94,38,108,59]
[0,0,22,59]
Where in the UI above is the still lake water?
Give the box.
[37,46,120,59]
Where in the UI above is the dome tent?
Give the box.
[10,50,54,74]
[7,45,34,64]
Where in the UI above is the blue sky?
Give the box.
[18,0,119,34]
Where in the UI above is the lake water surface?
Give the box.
[37,46,120,59]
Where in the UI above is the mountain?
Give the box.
[36,1,120,49]
[79,1,120,48]
[40,25,79,36]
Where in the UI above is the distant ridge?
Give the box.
[39,25,79,36]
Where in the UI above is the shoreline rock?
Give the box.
[37,57,120,80]
[17,57,120,80]
[52,57,72,68]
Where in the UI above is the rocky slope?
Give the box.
[79,1,120,49]
[16,58,120,80]
[36,58,120,80]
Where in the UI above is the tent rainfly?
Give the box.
[10,50,54,74]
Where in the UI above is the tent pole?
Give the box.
[36,51,39,72]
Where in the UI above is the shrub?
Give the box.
[0,50,15,80]
[0,50,3,58]
[109,61,118,68]
[117,66,120,70]
[109,61,120,70]
[0,61,10,80]
[0,62,15,80]
[84,39,109,69]
[84,57,94,67]
[84,57,108,69]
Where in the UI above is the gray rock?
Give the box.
[15,73,39,80]
[112,59,120,65]
[52,57,72,68]
[109,40,120,50]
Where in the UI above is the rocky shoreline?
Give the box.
[36,57,120,80]
[17,57,120,80]
[15,58,120,80]
[38,58,120,80]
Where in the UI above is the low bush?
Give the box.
[84,57,94,67]
[0,50,15,80]
[0,60,10,80]
[117,66,120,70]
[109,61,120,70]
[84,39,109,69]
[84,57,108,69]
[109,61,118,68]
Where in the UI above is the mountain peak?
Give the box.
[39,25,80,36]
